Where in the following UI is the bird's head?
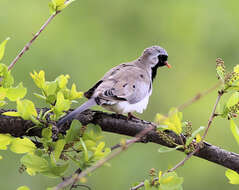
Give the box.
[142,46,170,69]
[141,46,171,81]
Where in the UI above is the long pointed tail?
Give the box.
[57,98,97,126]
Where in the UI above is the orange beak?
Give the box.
[165,61,171,68]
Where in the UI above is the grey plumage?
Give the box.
[57,98,97,126]
[57,46,169,126]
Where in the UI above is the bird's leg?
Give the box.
[127,112,140,121]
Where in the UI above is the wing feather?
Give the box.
[95,65,151,104]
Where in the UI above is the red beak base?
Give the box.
[165,61,171,68]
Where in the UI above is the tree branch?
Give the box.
[177,81,222,111]
[54,125,155,190]
[131,89,225,190]
[0,108,239,173]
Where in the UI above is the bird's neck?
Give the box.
[135,57,158,82]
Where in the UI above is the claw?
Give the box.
[127,113,140,121]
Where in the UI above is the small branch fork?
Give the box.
[130,90,224,190]
[8,11,61,71]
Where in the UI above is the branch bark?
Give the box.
[0,108,239,173]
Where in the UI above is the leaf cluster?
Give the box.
[132,169,183,190]
[155,108,204,154]
[0,35,110,190]
[49,0,75,14]
[214,58,239,185]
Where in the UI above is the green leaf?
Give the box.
[0,134,13,150]
[0,37,10,61]
[53,91,71,118]
[30,70,46,89]
[166,108,183,134]
[51,139,66,163]
[0,63,14,88]
[46,187,55,190]
[21,154,49,174]
[0,102,5,107]
[158,145,183,153]
[195,134,202,143]
[33,93,46,100]
[84,140,97,151]
[155,113,167,125]
[93,142,105,158]
[234,65,239,74]
[17,99,38,120]
[0,87,7,100]
[185,126,205,146]
[0,101,6,107]
[42,128,52,141]
[4,73,14,88]
[49,1,57,14]
[88,124,102,135]
[216,60,225,80]
[2,111,21,117]
[230,120,239,145]
[56,74,70,89]
[160,172,183,190]
[83,124,102,142]
[46,95,57,105]
[0,64,8,78]
[80,138,88,161]
[69,83,83,100]
[225,169,239,184]
[0,155,2,160]
[17,186,31,190]
[10,137,36,154]
[54,0,65,6]
[227,92,239,108]
[45,81,58,96]
[50,0,76,12]
[43,162,69,178]
[144,179,151,190]
[6,83,27,101]
[65,120,82,143]
[158,171,163,183]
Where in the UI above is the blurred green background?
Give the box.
[1,0,239,189]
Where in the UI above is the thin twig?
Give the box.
[111,139,134,151]
[8,11,61,71]
[202,90,224,139]
[131,89,224,190]
[54,125,155,190]
[177,81,222,111]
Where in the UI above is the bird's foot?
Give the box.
[127,113,140,121]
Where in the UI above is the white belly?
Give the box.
[102,93,151,114]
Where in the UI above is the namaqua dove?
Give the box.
[57,46,170,126]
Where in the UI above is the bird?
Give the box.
[57,46,170,126]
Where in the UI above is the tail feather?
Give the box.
[57,98,97,126]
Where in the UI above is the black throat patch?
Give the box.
[151,55,168,81]
[151,64,159,81]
